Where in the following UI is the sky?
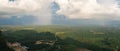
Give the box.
[0,0,120,25]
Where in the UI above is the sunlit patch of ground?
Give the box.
[23,28,34,30]
[90,30,105,34]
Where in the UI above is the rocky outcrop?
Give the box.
[8,42,28,51]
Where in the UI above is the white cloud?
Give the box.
[1,0,120,25]
[0,0,39,15]
[55,0,120,19]
[0,0,54,25]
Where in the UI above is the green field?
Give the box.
[1,25,120,51]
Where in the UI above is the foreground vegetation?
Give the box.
[0,25,120,51]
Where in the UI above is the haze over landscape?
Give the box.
[1,0,120,51]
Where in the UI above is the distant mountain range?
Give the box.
[0,15,36,25]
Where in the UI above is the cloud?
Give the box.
[0,0,54,25]
[55,0,120,20]
[0,0,39,15]
[1,0,120,25]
